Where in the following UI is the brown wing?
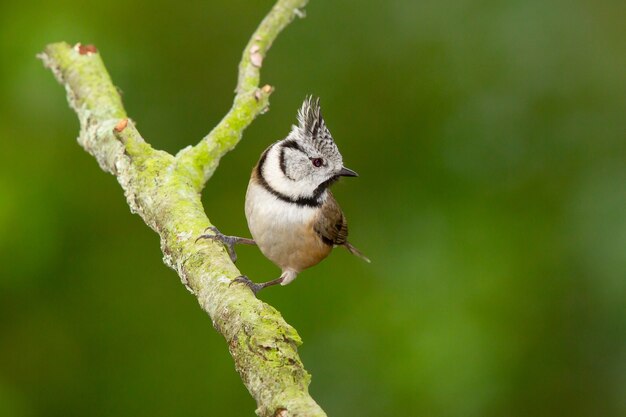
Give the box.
[314,192,348,246]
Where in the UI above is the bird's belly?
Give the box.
[245,184,331,272]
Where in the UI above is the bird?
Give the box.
[197,96,369,294]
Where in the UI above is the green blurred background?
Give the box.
[1,0,625,416]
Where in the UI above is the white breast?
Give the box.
[245,181,319,270]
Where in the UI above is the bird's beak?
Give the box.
[338,166,358,177]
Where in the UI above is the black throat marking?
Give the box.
[257,144,334,208]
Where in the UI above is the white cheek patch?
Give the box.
[263,144,318,199]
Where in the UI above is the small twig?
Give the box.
[175,0,310,188]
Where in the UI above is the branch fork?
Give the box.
[39,1,326,416]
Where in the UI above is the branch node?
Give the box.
[254,85,274,104]
[114,118,128,133]
[250,51,264,68]
[274,408,288,417]
[75,43,98,55]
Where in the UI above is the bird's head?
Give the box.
[259,97,357,203]
[279,97,357,191]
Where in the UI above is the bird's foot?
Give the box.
[229,275,285,296]
[230,275,264,295]
[196,226,255,263]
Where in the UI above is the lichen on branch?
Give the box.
[39,1,326,416]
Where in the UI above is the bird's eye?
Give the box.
[311,158,323,167]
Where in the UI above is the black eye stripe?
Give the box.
[281,140,305,153]
[279,147,296,180]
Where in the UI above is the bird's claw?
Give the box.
[230,275,263,295]
[196,226,238,263]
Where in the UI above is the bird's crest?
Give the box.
[297,96,322,136]
[294,96,341,165]
[296,96,333,144]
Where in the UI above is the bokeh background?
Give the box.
[1,0,625,416]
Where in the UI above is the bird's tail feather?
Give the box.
[344,242,371,263]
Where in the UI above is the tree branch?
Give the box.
[176,0,309,189]
[39,1,326,416]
